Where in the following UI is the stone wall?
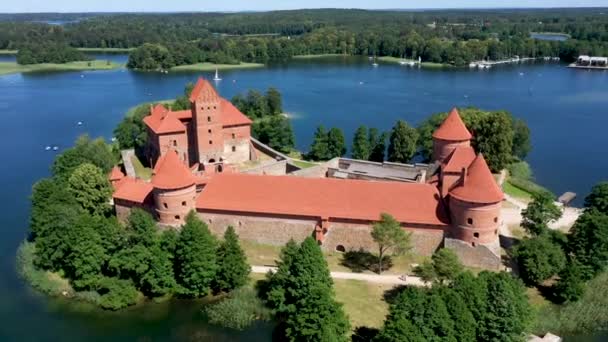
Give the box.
[444,238,502,270]
[222,138,250,164]
[323,220,444,256]
[197,210,316,245]
[242,160,288,176]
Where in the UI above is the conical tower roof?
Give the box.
[189,78,220,103]
[449,154,503,204]
[152,150,196,190]
[432,108,472,141]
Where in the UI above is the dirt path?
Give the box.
[251,265,426,286]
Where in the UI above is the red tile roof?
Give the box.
[432,108,472,141]
[152,150,196,190]
[443,146,476,173]
[220,98,252,126]
[113,176,154,203]
[109,166,125,182]
[189,78,220,103]
[196,173,450,226]
[449,154,503,204]
[143,104,186,134]
[172,109,192,120]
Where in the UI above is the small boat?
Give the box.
[52,146,59,151]
[372,62,378,67]
[469,62,478,68]
[80,74,84,78]
[519,72,525,76]
[213,69,222,81]
[399,60,407,65]
[77,121,83,126]
[359,81,364,85]
[45,146,51,151]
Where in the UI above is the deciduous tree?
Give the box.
[521,192,562,236]
[371,213,411,274]
[387,120,418,163]
[513,235,566,286]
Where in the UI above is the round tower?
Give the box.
[448,154,503,246]
[151,150,196,225]
[432,108,472,162]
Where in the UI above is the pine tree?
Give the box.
[264,239,300,314]
[387,120,418,163]
[308,125,329,160]
[215,226,250,292]
[266,87,283,115]
[175,212,218,297]
[327,127,347,158]
[370,131,388,162]
[352,125,370,160]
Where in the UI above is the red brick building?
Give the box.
[111,84,503,268]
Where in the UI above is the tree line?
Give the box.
[3,9,607,68]
[513,182,608,303]
[25,135,250,309]
[306,107,530,173]
[16,42,91,65]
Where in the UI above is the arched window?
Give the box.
[209,158,216,163]
[467,218,473,225]
[473,232,479,238]
[336,245,346,253]
[174,215,180,220]
[182,201,187,206]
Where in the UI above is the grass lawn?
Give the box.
[241,240,424,275]
[292,54,348,59]
[170,62,264,72]
[0,60,122,75]
[377,56,450,68]
[334,279,392,329]
[131,155,153,180]
[503,181,533,201]
[0,49,17,55]
[76,47,134,53]
[291,159,317,169]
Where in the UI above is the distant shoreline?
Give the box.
[0,60,123,76]
[169,62,264,72]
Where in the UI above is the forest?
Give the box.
[1,9,607,67]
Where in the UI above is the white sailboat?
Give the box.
[213,69,222,81]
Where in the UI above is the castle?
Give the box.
[110,78,504,269]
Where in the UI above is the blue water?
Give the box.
[0,56,607,340]
[531,33,570,41]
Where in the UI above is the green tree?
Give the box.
[567,209,608,280]
[139,244,176,296]
[97,277,140,310]
[371,213,411,274]
[114,103,151,150]
[266,87,283,115]
[512,118,531,160]
[68,163,112,216]
[468,110,514,172]
[175,212,218,297]
[263,239,299,314]
[52,135,116,177]
[584,182,608,214]
[440,288,477,341]
[327,127,347,158]
[513,235,566,286]
[553,259,586,303]
[252,115,295,154]
[387,120,418,163]
[521,192,561,236]
[66,215,107,290]
[414,249,463,285]
[369,131,388,162]
[307,125,330,160]
[215,226,250,292]
[352,125,370,160]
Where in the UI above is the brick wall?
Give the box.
[243,160,288,175]
[444,238,502,270]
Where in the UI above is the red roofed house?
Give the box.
[114,97,503,269]
[144,78,253,171]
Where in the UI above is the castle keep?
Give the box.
[111,79,504,269]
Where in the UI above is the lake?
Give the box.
[0,55,606,341]
[530,32,570,41]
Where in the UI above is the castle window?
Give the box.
[213,106,216,109]
[207,107,211,110]
[207,116,211,122]
[232,146,236,152]
[472,242,476,247]
[175,215,180,220]
[495,229,498,235]
[163,203,168,209]
[473,232,479,238]
[494,217,498,223]
[336,245,346,253]
[173,140,177,146]
[209,140,213,145]
[182,201,187,206]
[467,218,473,225]
[232,133,236,139]
[208,129,212,133]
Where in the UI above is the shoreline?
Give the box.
[0,60,123,76]
[377,56,450,68]
[169,62,264,72]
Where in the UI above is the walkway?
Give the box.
[120,149,137,178]
[251,265,426,286]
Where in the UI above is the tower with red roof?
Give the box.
[448,154,503,247]
[432,108,472,162]
[190,78,225,166]
[151,150,197,225]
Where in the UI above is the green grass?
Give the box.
[377,56,451,68]
[0,49,17,55]
[76,47,134,53]
[16,241,74,297]
[503,181,533,201]
[292,160,317,169]
[334,279,393,329]
[131,155,153,180]
[170,62,264,72]
[125,100,174,118]
[533,272,608,335]
[0,60,122,75]
[292,54,348,59]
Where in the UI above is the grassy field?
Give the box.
[76,47,134,53]
[170,62,264,72]
[0,60,122,75]
[334,279,392,329]
[291,159,317,169]
[0,49,17,55]
[131,155,153,180]
[292,54,348,59]
[377,56,450,68]
[503,180,533,201]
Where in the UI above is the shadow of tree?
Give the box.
[351,326,380,341]
[340,249,393,274]
[382,285,408,305]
